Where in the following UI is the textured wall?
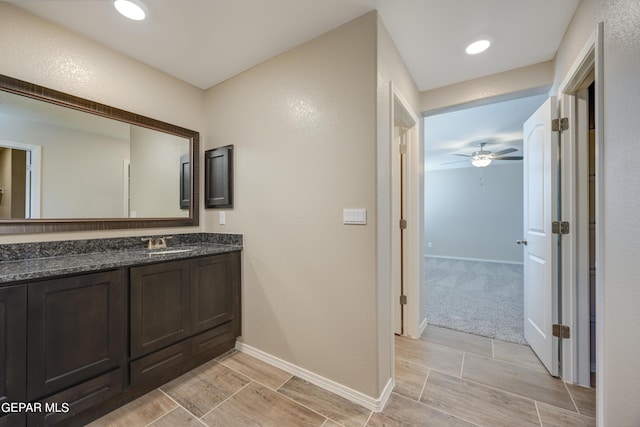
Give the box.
[425,164,524,263]
[0,2,204,243]
[203,13,381,397]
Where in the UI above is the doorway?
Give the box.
[391,84,421,338]
[423,94,546,345]
[0,141,41,219]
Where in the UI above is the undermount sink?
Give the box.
[147,248,195,256]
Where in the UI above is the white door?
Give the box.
[522,97,559,376]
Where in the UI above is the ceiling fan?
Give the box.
[445,142,523,168]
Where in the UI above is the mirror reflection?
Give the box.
[0,90,190,219]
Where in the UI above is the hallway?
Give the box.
[89,325,596,426]
[386,326,596,426]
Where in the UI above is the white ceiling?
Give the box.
[424,94,547,171]
[7,0,580,92]
[6,1,579,171]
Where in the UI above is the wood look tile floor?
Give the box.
[90,326,596,426]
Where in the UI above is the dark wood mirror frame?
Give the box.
[0,74,199,234]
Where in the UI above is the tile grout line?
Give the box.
[219,355,294,391]
[273,380,363,427]
[393,391,483,427]
[417,368,431,402]
[562,380,581,414]
[198,379,255,420]
[534,400,544,427]
[144,391,205,427]
[219,353,374,425]
[363,410,374,426]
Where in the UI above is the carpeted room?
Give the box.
[423,94,546,345]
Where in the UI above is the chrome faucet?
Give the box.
[141,236,173,250]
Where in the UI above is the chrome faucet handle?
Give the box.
[141,237,153,249]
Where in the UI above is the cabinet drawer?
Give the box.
[191,322,233,357]
[130,341,190,387]
[26,368,123,427]
[0,413,25,427]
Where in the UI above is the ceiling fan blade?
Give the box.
[453,153,472,157]
[493,156,523,160]
[492,148,517,156]
[441,160,469,165]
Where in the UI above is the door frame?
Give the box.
[390,82,424,338]
[0,140,42,218]
[556,23,604,412]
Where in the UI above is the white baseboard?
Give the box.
[235,342,394,412]
[418,317,428,336]
[425,254,524,265]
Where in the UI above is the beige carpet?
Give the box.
[424,257,526,344]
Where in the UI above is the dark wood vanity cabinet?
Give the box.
[129,252,241,387]
[1,250,240,426]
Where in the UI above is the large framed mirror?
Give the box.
[0,74,199,234]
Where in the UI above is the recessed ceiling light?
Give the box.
[466,39,491,55]
[114,0,147,21]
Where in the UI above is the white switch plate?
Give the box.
[219,211,226,225]
[343,208,366,225]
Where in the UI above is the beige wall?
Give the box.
[0,2,204,242]
[420,61,554,114]
[375,14,422,390]
[204,12,381,397]
[593,0,640,424]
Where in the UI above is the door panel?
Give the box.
[523,97,558,376]
[130,261,191,358]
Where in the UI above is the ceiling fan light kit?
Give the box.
[444,142,523,168]
[471,157,492,168]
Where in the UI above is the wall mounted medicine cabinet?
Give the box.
[205,145,233,209]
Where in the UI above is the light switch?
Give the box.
[343,208,367,225]
[219,211,226,225]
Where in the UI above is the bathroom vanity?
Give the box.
[0,234,242,426]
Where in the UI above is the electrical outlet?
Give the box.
[219,211,226,225]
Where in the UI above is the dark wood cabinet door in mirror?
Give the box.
[130,261,191,359]
[0,286,27,406]
[180,153,190,210]
[27,270,125,400]
[205,145,233,208]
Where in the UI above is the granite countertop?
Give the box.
[0,233,242,285]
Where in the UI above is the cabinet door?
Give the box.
[0,286,26,406]
[27,270,124,400]
[204,145,233,208]
[191,254,236,333]
[130,260,191,359]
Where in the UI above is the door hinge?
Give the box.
[552,118,569,132]
[552,324,570,339]
[399,219,407,229]
[552,221,570,234]
[400,295,407,305]
[399,143,407,154]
